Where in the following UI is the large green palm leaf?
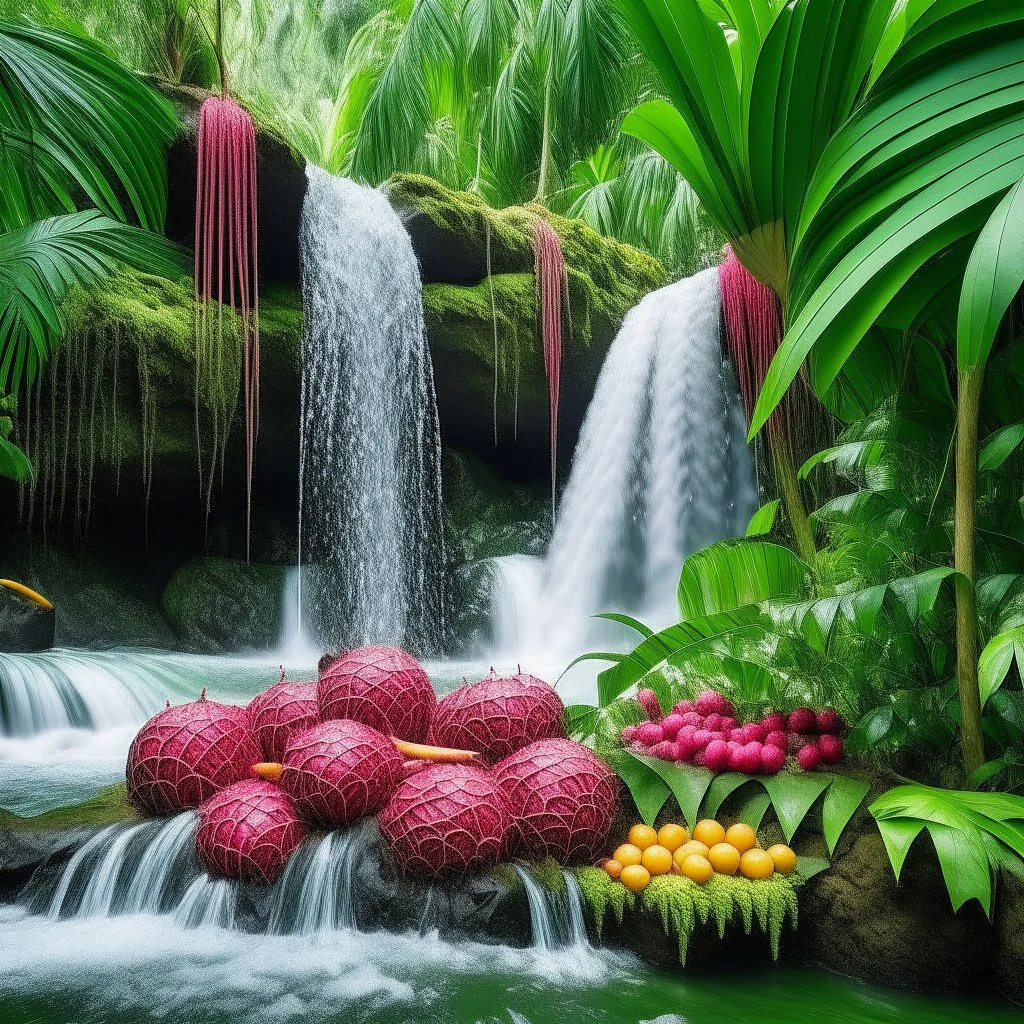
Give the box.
[0,21,177,232]
[0,211,187,394]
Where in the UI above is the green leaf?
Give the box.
[979,423,1024,472]
[703,772,756,819]
[0,432,30,481]
[870,783,1024,914]
[631,756,716,830]
[762,772,833,842]
[820,774,870,855]
[593,612,655,639]
[564,703,599,740]
[676,539,808,621]
[608,750,672,826]
[978,626,1024,707]
[596,606,764,706]
[0,22,176,232]
[958,176,1024,372]
[0,211,188,394]
[795,856,832,883]
[745,500,780,537]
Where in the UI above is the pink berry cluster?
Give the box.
[621,689,844,775]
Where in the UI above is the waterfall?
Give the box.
[513,865,590,951]
[267,825,365,935]
[0,649,288,737]
[276,566,316,664]
[46,814,199,921]
[489,268,758,673]
[298,165,448,653]
[173,876,237,930]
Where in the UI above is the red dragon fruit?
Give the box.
[247,681,320,762]
[196,779,307,884]
[126,693,261,816]
[279,719,403,828]
[379,763,510,876]
[429,671,565,764]
[318,646,436,742]
[493,739,620,863]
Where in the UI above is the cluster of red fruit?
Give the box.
[620,688,844,775]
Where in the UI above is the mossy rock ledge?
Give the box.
[387,173,668,475]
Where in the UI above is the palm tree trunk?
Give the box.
[770,432,816,562]
[955,367,985,778]
[535,70,553,205]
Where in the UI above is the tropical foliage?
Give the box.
[0,20,187,477]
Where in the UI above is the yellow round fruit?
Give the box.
[692,819,726,847]
[620,864,651,892]
[641,844,673,876]
[628,824,659,850]
[725,822,757,854]
[602,858,624,880]
[707,842,741,876]
[740,848,776,880]
[613,843,643,867]
[657,823,689,852]
[673,840,709,871]
[680,854,714,884]
[767,844,797,875]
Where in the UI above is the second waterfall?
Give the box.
[298,167,447,652]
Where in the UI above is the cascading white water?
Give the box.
[267,824,365,935]
[512,865,591,951]
[490,269,758,679]
[298,165,448,653]
[173,876,237,930]
[46,814,199,921]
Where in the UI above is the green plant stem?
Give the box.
[535,69,553,205]
[955,367,985,778]
[770,431,816,562]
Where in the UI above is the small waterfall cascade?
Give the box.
[298,166,448,654]
[31,814,374,936]
[513,865,591,951]
[45,813,200,921]
[0,649,286,737]
[276,566,316,664]
[267,825,365,935]
[489,268,758,665]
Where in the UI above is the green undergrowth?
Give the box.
[575,867,799,964]
[0,783,133,832]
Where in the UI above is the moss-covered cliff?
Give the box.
[388,174,667,467]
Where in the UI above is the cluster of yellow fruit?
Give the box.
[602,819,797,893]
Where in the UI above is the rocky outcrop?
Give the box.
[162,558,286,654]
[389,174,667,472]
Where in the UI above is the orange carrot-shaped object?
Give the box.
[390,737,479,763]
[252,762,283,781]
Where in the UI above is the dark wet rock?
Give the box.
[784,796,996,996]
[996,874,1024,1005]
[162,557,286,654]
[0,587,54,653]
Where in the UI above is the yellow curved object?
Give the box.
[0,579,53,610]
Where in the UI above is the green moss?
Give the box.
[574,867,798,964]
[162,556,285,653]
[0,783,134,832]
[389,174,666,402]
[19,270,302,536]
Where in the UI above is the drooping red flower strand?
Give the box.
[194,95,259,559]
[533,220,568,514]
[718,246,785,440]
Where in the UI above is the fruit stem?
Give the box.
[252,762,283,781]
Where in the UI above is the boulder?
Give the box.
[162,557,286,654]
[786,801,997,995]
